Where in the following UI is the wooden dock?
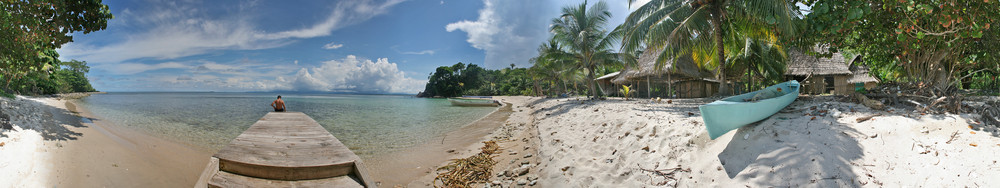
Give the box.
[196,112,375,188]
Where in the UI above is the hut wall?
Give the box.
[863,82,877,89]
[807,77,825,94]
[799,75,853,95]
[617,75,720,98]
[596,80,619,97]
[675,80,718,98]
[834,75,851,95]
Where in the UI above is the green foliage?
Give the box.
[2,59,97,96]
[799,0,1000,91]
[620,85,632,100]
[549,0,633,98]
[419,62,535,98]
[618,0,799,96]
[1,0,112,93]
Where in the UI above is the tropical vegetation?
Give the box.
[798,0,999,92]
[617,0,799,95]
[549,1,634,98]
[419,62,549,98]
[1,0,112,96]
[421,0,998,98]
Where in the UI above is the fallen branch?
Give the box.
[853,93,885,110]
[906,99,925,109]
[922,96,948,113]
[946,131,959,144]
[638,165,690,185]
[857,114,881,123]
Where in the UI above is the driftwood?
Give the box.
[853,93,884,110]
[862,82,1000,126]
[924,97,948,112]
[857,114,881,123]
[980,101,1000,126]
[863,82,971,114]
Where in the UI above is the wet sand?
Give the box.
[0,96,213,187]
[367,101,513,187]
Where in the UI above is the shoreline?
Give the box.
[370,98,515,187]
[0,95,213,187]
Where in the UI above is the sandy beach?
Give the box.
[418,95,1000,187]
[4,94,999,187]
[0,95,213,187]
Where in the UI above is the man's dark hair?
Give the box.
[277,95,282,99]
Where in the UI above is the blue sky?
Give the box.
[57,0,645,93]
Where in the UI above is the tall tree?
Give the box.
[800,0,999,92]
[619,0,797,95]
[530,39,577,96]
[550,0,633,98]
[1,0,113,91]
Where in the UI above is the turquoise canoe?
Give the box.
[699,80,800,139]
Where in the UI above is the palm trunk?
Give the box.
[587,65,599,98]
[533,78,543,96]
[711,6,730,96]
[561,80,568,95]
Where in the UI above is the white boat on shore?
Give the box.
[448,97,500,107]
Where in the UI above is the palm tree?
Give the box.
[530,39,576,96]
[550,0,633,98]
[619,0,797,95]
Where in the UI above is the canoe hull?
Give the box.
[699,80,800,139]
[448,98,500,107]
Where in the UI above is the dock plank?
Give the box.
[201,112,374,187]
[208,170,364,188]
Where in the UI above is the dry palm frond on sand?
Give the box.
[434,141,500,188]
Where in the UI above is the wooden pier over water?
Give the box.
[196,112,375,188]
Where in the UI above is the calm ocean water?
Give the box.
[75,92,496,160]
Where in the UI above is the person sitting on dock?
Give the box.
[271,95,286,112]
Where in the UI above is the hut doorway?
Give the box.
[824,76,835,94]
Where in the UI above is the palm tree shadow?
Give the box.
[717,108,864,187]
[530,97,599,118]
[1,98,89,141]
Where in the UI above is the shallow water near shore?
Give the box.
[74,92,496,161]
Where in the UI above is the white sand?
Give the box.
[481,96,1000,187]
[0,96,212,187]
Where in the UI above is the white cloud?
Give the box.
[446,0,636,69]
[261,0,405,40]
[401,50,435,55]
[58,0,404,65]
[284,55,425,93]
[323,42,344,49]
[445,0,558,69]
[101,62,190,75]
[88,56,425,93]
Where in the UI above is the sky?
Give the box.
[57,0,649,94]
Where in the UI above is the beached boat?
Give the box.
[448,97,500,107]
[699,80,800,139]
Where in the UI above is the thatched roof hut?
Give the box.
[603,48,720,98]
[785,49,852,76]
[611,48,714,84]
[847,57,879,84]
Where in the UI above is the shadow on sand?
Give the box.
[716,100,865,187]
[1,99,91,141]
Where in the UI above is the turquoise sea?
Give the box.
[75,92,496,160]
